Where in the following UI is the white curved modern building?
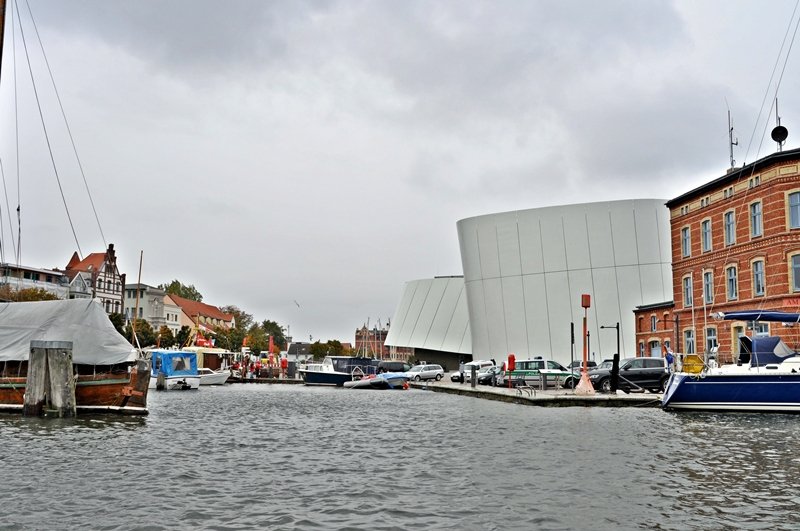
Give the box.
[457,199,671,364]
[384,276,472,363]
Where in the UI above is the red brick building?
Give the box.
[636,147,800,363]
[354,324,390,358]
[633,301,676,358]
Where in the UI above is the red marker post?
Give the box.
[575,294,596,395]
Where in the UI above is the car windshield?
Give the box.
[595,361,613,370]
[408,366,423,372]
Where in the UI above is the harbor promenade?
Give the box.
[409,377,663,408]
[226,372,663,407]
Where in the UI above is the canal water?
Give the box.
[1,384,799,530]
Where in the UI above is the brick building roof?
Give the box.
[66,251,106,272]
[170,294,234,325]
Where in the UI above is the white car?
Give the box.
[405,364,445,381]
[451,360,494,382]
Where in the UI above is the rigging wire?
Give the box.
[12,0,82,258]
[737,0,800,167]
[23,0,107,249]
[0,0,22,266]
[12,0,20,266]
[703,2,800,355]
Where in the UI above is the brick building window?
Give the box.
[724,211,736,246]
[754,323,770,337]
[726,266,738,300]
[752,260,765,296]
[681,227,691,257]
[790,192,800,229]
[683,276,693,307]
[701,219,712,252]
[750,202,762,237]
[703,271,714,304]
[706,327,718,353]
[684,329,695,354]
[792,254,800,292]
[650,315,657,332]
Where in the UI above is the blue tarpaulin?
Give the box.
[150,350,197,377]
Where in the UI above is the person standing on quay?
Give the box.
[458,360,465,384]
[665,349,675,372]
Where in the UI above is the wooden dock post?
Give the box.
[24,341,76,418]
[23,343,49,417]
[46,341,76,417]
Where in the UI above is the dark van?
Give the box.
[377,361,412,373]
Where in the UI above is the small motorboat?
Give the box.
[198,367,230,386]
[148,350,200,390]
[343,372,409,390]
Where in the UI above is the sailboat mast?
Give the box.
[0,0,6,89]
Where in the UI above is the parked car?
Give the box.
[477,366,503,385]
[498,357,578,388]
[566,360,597,372]
[450,360,494,382]
[588,357,669,393]
[463,360,494,382]
[405,364,445,381]
[377,361,412,374]
[595,360,614,371]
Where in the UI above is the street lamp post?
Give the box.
[600,322,620,360]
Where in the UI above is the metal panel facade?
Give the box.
[457,199,672,365]
[385,277,472,355]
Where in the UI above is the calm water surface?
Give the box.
[1,384,800,530]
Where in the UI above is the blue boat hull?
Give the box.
[299,370,353,386]
[662,372,800,412]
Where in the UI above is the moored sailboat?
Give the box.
[662,311,800,412]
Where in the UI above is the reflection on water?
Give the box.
[1,385,799,530]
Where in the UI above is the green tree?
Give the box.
[108,312,126,335]
[0,286,60,302]
[247,324,269,354]
[220,305,253,330]
[327,340,344,356]
[125,318,157,347]
[158,279,203,302]
[261,320,287,350]
[176,325,192,348]
[216,305,254,352]
[309,340,345,360]
[309,341,327,360]
[158,325,175,348]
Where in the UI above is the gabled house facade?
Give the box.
[169,294,235,346]
[124,284,182,336]
[64,243,126,315]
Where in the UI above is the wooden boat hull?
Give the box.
[0,359,151,415]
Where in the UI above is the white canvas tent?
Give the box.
[0,299,136,365]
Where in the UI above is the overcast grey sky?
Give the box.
[1,0,798,342]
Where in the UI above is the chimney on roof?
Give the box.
[107,243,115,261]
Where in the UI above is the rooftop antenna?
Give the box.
[771,98,788,152]
[728,106,738,169]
